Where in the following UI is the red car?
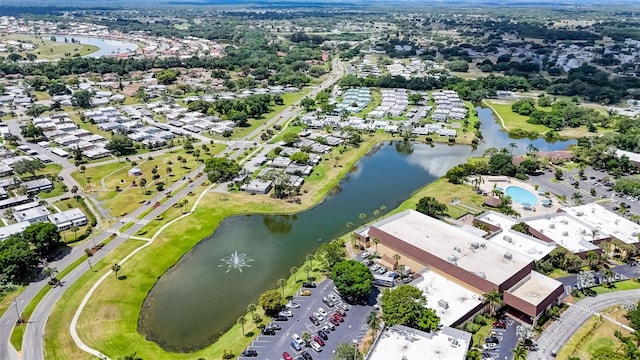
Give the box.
[313,335,325,346]
[283,352,294,360]
[492,321,507,329]
[329,317,340,326]
[333,313,344,322]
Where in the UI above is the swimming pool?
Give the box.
[506,186,538,206]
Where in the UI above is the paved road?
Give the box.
[0,58,347,360]
[528,289,640,360]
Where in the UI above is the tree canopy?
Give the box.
[381,284,440,332]
[415,197,448,218]
[105,135,136,155]
[331,260,374,303]
[12,158,45,178]
[259,289,284,316]
[204,157,241,182]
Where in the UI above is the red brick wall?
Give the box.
[504,291,536,317]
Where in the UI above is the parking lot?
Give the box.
[481,317,519,360]
[239,279,375,360]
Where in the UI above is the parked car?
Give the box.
[309,315,320,326]
[292,334,303,345]
[336,308,347,317]
[370,264,380,272]
[274,315,288,321]
[329,294,340,302]
[301,290,312,296]
[301,352,313,360]
[283,352,294,360]
[313,335,325,346]
[492,322,507,329]
[290,340,302,351]
[318,307,328,317]
[241,350,258,357]
[339,303,351,311]
[261,328,276,335]
[486,336,499,344]
[360,252,371,259]
[333,313,344,322]
[364,259,374,266]
[310,341,322,352]
[286,302,300,309]
[303,282,317,288]
[483,343,497,350]
[317,330,328,340]
[267,324,281,330]
[313,311,324,321]
[324,322,335,331]
[279,310,293,317]
[329,317,340,326]
[322,297,335,307]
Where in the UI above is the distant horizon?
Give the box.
[3,0,640,8]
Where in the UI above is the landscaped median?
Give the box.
[45,135,482,359]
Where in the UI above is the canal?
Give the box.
[138,107,574,351]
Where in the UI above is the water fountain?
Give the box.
[218,251,253,273]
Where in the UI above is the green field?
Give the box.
[483,99,550,134]
[0,34,98,60]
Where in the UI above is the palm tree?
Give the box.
[301,331,312,346]
[290,266,298,282]
[367,311,381,339]
[603,268,615,284]
[42,266,58,281]
[139,178,147,195]
[247,303,256,318]
[509,142,517,156]
[111,263,121,278]
[586,251,599,269]
[181,199,189,214]
[358,212,367,225]
[118,353,142,360]
[571,192,583,205]
[512,344,527,360]
[372,237,381,253]
[379,205,387,214]
[373,209,380,218]
[527,144,538,157]
[277,278,287,298]
[71,225,79,240]
[631,331,640,347]
[392,253,401,270]
[304,264,311,280]
[238,315,246,335]
[84,248,93,269]
[71,185,79,198]
[345,221,354,230]
[306,253,314,268]
[483,290,503,316]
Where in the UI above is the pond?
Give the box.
[138,106,575,351]
[46,35,138,58]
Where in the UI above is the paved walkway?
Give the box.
[528,289,640,360]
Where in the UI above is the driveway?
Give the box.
[244,279,374,360]
[528,289,640,360]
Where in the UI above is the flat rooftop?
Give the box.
[413,271,483,326]
[487,229,556,261]
[561,203,640,245]
[476,210,518,230]
[374,210,534,286]
[507,271,563,307]
[368,325,470,360]
[525,213,606,254]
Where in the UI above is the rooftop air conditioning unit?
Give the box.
[471,242,480,249]
[576,211,584,216]
[562,220,569,225]
[454,246,461,252]
[447,255,458,264]
[503,235,512,241]
[549,224,555,229]
[480,242,487,248]
[504,252,513,260]
[438,299,449,309]
[562,231,569,236]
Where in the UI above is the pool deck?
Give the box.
[477,177,561,217]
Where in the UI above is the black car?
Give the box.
[261,328,276,335]
[267,324,281,330]
[241,350,258,357]
[317,330,328,340]
[486,336,499,344]
[309,315,320,326]
[364,259,374,266]
[322,297,335,307]
[303,282,317,288]
[274,315,288,321]
[301,351,313,360]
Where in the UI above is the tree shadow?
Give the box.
[117,275,128,280]
[245,331,255,337]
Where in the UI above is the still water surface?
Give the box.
[139,107,574,351]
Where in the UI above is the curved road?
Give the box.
[0,57,344,360]
[528,289,640,360]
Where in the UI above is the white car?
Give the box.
[370,264,380,272]
[310,341,322,352]
[279,310,293,317]
[360,252,371,259]
[329,294,340,303]
[286,302,300,309]
[318,307,328,317]
[292,333,303,345]
[313,311,324,321]
[483,343,497,351]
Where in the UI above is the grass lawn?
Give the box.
[573,280,640,301]
[0,286,24,324]
[483,99,550,134]
[268,124,304,144]
[37,181,67,199]
[548,268,571,279]
[0,34,98,60]
[557,315,631,360]
[34,91,52,101]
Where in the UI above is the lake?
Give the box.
[46,35,138,58]
[138,107,574,351]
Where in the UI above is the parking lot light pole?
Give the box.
[353,339,358,360]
